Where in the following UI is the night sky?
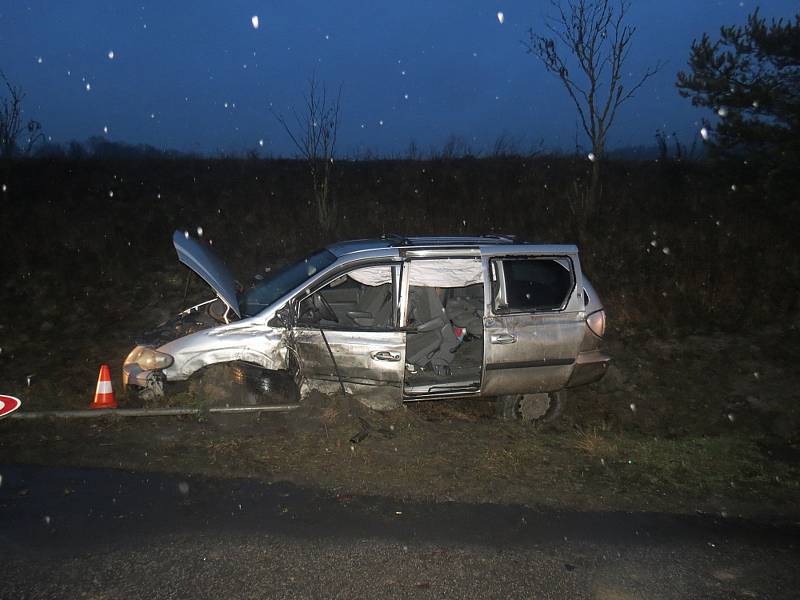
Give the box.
[1,1,796,156]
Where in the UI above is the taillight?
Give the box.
[586,309,606,338]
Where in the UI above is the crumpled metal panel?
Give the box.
[293,329,405,383]
[159,320,289,381]
[293,328,406,409]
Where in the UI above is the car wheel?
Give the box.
[496,392,563,423]
[189,362,299,406]
[232,363,300,404]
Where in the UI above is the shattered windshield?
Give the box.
[240,249,336,317]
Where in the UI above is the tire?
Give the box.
[496,391,564,423]
[232,363,300,404]
[189,362,299,406]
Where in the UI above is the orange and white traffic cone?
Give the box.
[89,364,117,409]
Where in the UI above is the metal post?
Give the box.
[9,404,301,419]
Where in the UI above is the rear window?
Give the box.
[493,258,574,312]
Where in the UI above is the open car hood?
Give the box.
[172,230,240,318]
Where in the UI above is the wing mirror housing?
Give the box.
[269,304,294,328]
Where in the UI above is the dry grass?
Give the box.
[319,406,341,427]
[3,414,800,517]
[482,447,522,479]
[571,424,619,458]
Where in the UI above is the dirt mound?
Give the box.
[177,363,299,408]
[286,389,418,442]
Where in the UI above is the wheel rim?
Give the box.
[517,393,552,421]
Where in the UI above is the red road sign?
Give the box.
[0,395,22,419]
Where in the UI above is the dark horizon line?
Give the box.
[15,136,705,163]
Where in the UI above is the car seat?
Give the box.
[406,287,459,374]
[445,284,484,337]
[346,283,392,328]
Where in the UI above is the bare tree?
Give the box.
[274,75,342,232]
[0,71,43,159]
[526,0,661,223]
[491,132,545,158]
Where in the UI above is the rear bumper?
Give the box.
[566,350,610,388]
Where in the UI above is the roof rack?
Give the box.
[380,233,519,247]
[481,233,517,243]
[380,233,413,246]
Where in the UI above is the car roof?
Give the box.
[326,234,522,258]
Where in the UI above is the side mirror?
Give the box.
[269,304,294,328]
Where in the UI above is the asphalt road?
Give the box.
[1,464,798,599]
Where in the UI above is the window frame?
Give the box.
[489,255,576,315]
[293,261,401,332]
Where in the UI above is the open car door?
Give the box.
[481,245,585,396]
[288,262,406,410]
[400,255,486,397]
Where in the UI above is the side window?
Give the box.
[297,265,395,330]
[492,258,573,312]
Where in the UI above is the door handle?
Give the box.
[490,333,517,345]
[371,350,401,362]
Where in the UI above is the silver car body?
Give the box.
[123,233,609,409]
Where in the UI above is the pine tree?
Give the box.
[677,10,800,196]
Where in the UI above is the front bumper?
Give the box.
[566,350,611,388]
[122,363,167,397]
[122,363,149,387]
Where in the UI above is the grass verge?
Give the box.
[2,411,797,521]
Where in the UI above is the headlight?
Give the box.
[586,309,606,338]
[124,346,174,370]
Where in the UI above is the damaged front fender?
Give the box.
[159,319,290,382]
[122,364,166,400]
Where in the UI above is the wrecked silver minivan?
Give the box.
[123,231,609,420]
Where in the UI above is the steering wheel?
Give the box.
[313,293,338,323]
